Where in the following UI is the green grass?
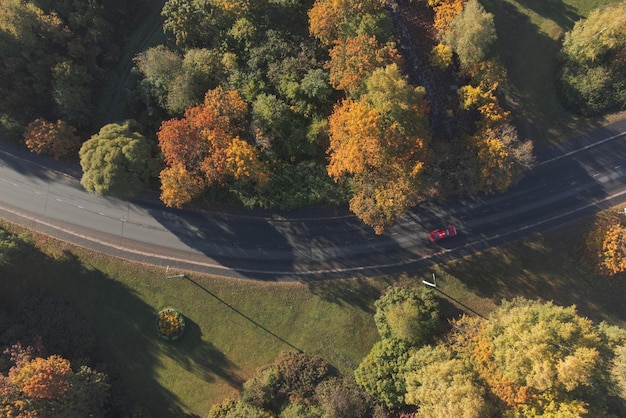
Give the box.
[0,225,385,417]
[482,0,624,149]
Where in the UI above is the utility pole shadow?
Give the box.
[182,275,303,353]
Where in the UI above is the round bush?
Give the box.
[156,308,185,341]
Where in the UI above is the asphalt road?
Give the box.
[1,119,626,280]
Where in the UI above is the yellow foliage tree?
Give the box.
[600,223,626,276]
[327,99,384,177]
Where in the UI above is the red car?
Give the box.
[429,226,457,242]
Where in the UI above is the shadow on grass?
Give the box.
[0,246,240,418]
[303,277,394,314]
[183,275,303,353]
[515,0,581,29]
[483,0,598,146]
[172,317,244,388]
[440,230,626,325]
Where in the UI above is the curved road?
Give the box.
[1,119,626,280]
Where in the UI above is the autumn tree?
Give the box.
[24,119,80,159]
[308,0,387,46]
[158,87,266,207]
[327,65,431,233]
[315,376,373,418]
[326,34,400,97]
[0,345,109,417]
[457,61,534,194]
[584,210,626,276]
[599,224,626,276]
[442,0,496,69]
[79,120,158,199]
[433,0,466,33]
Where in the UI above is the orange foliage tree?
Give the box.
[326,35,401,97]
[308,0,385,46]
[327,88,431,233]
[8,355,72,400]
[157,87,266,207]
[433,0,466,33]
[1,344,109,417]
[24,119,80,160]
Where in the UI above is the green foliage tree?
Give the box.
[207,399,272,418]
[79,120,158,199]
[134,45,184,112]
[612,344,626,401]
[557,2,626,115]
[0,229,30,268]
[161,0,227,49]
[374,286,439,345]
[9,294,97,365]
[135,46,226,115]
[169,48,225,113]
[442,0,496,69]
[52,60,93,127]
[354,338,411,408]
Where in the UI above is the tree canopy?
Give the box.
[442,0,496,69]
[79,120,158,199]
[157,87,267,207]
[327,65,431,233]
[558,2,626,115]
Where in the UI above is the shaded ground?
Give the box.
[390,0,470,141]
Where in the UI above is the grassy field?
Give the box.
[0,223,387,417]
[483,0,624,149]
[2,205,626,416]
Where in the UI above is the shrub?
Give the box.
[374,286,440,345]
[156,308,185,341]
